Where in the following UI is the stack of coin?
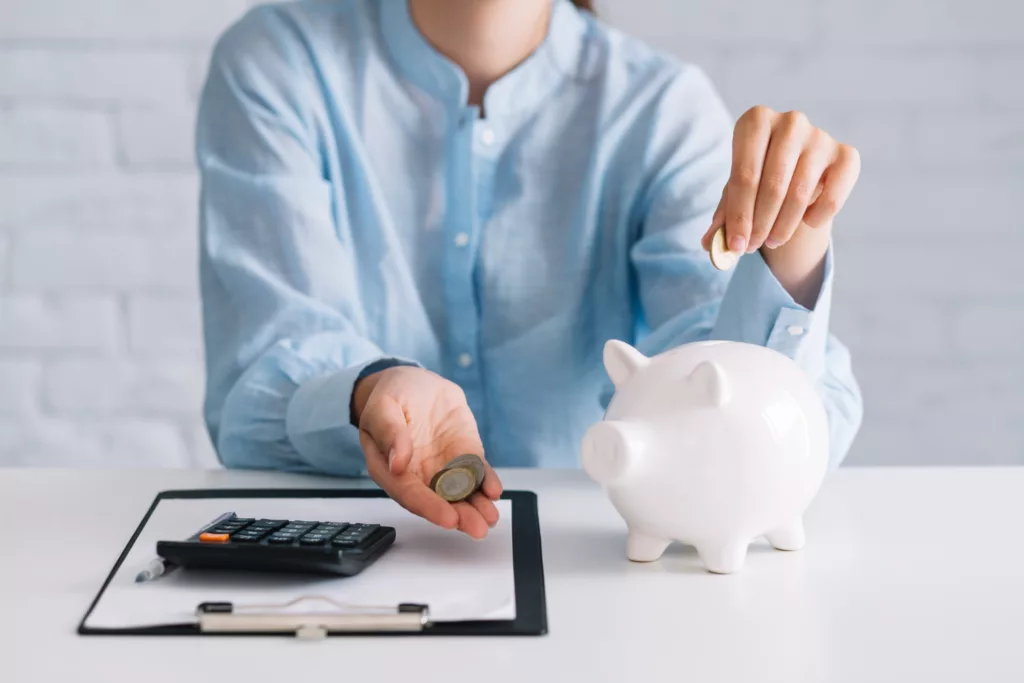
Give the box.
[430,454,486,502]
[709,225,740,271]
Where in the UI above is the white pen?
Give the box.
[135,557,172,583]
[134,511,235,583]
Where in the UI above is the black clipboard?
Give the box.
[77,488,547,638]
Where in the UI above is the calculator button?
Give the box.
[249,519,288,530]
[331,536,359,548]
[199,533,230,543]
[346,524,379,543]
[299,536,329,546]
[230,534,263,543]
[232,518,255,524]
[211,524,246,534]
[235,529,270,540]
[268,534,298,544]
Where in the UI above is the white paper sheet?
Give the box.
[84,497,515,629]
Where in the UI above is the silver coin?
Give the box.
[445,454,485,487]
[431,466,477,502]
[430,454,486,502]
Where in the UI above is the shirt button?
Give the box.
[457,353,473,368]
[478,125,496,147]
[454,232,470,247]
[787,324,805,336]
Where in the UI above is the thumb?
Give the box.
[360,396,414,475]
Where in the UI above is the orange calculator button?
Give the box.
[199,532,231,543]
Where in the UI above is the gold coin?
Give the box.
[709,225,739,271]
[431,466,478,502]
[445,454,485,487]
[430,454,486,502]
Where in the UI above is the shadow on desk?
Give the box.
[542,527,782,576]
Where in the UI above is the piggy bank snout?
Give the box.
[581,421,648,486]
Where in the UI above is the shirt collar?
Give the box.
[377,0,590,118]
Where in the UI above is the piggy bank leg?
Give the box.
[696,539,749,574]
[765,518,806,551]
[627,531,671,562]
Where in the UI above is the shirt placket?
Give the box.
[444,106,495,432]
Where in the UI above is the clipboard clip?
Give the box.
[196,595,430,640]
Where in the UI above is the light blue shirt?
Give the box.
[196,0,863,477]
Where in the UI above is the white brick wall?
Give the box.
[0,0,1021,467]
[0,0,252,42]
[0,106,116,168]
[116,108,196,168]
[0,49,191,105]
[127,296,202,356]
[0,0,249,467]
[2,174,198,231]
[0,360,40,417]
[0,418,192,467]
[43,359,203,416]
[10,230,197,291]
[0,296,120,351]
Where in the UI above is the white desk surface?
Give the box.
[2,466,1022,683]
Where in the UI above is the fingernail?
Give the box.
[387,447,395,470]
[765,238,781,249]
[729,235,746,253]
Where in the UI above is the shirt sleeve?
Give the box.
[621,64,863,470]
[195,9,417,477]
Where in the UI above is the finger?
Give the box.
[802,143,861,229]
[392,474,461,530]
[726,106,775,254]
[769,139,834,249]
[700,184,728,252]
[479,458,503,500]
[750,111,810,251]
[764,180,823,248]
[467,490,500,528]
[359,395,414,475]
[452,500,490,539]
[362,433,460,530]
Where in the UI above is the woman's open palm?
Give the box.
[354,366,503,538]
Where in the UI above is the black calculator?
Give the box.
[155,512,396,577]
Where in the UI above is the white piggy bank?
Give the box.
[581,339,829,574]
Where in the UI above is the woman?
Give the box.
[196,0,863,539]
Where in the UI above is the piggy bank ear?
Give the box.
[689,360,730,407]
[604,340,649,388]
